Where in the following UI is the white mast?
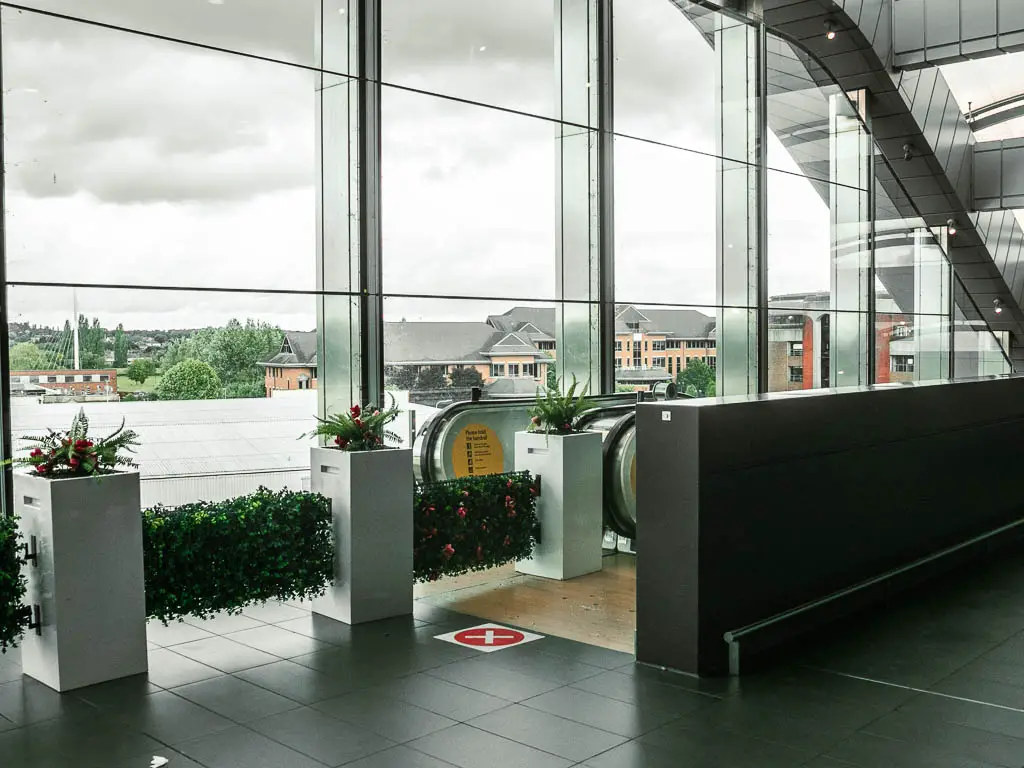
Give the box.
[72,288,80,370]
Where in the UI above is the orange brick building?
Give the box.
[10,369,118,397]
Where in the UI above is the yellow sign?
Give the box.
[630,455,636,495]
[452,424,505,478]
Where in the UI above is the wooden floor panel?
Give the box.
[414,554,636,653]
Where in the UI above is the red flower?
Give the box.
[531,416,541,426]
[507,479,513,488]
[508,510,517,518]
[350,404,361,417]
[36,465,48,475]
[462,490,470,497]
[69,457,80,468]
[563,423,571,431]
[476,545,483,560]
[29,448,41,458]
[442,543,455,558]
[354,418,363,428]
[457,506,467,519]
[503,536,511,546]
[480,523,487,532]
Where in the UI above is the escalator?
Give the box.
[413,384,684,544]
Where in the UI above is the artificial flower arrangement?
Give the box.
[528,375,592,435]
[15,409,140,477]
[305,397,402,451]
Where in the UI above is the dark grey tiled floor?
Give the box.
[9,554,1024,766]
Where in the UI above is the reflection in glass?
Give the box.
[875,314,950,384]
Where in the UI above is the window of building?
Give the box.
[788,366,803,383]
[668,358,673,374]
[652,340,666,351]
[890,355,915,374]
[99,375,109,382]
[537,341,556,351]
[312,367,318,379]
[490,363,505,377]
[644,341,649,351]
[83,375,93,382]
[28,376,38,384]
[652,357,666,367]
[522,363,536,378]
[789,341,803,357]
[614,340,622,351]
[615,358,623,368]
[64,376,75,383]
[707,356,717,369]
[508,363,520,377]
[47,376,56,383]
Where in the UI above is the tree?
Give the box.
[113,324,129,368]
[9,342,48,371]
[156,359,222,401]
[386,365,419,391]
[449,366,484,389]
[77,315,107,369]
[676,358,716,398]
[414,366,448,394]
[160,319,282,398]
[126,358,156,385]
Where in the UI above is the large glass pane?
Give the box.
[381,0,554,118]
[7,285,319,507]
[875,313,950,384]
[767,170,831,303]
[614,138,716,306]
[7,0,322,70]
[613,0,746,157]
[2,8,319,292]
[766,307,861,392]
[613,304,717,396]
[381,87,556,300]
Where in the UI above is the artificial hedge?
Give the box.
[0,514,30,653]
[414,471,540,582]
[143,488,333,624]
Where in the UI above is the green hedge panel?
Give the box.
[0,514,30,653]
[143,488,333,624]
[414,471,540,582]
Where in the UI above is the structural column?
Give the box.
[315,0,382,418]
[829,90,872,387]
[912,228,951,381]
[715,20,761,396]
[554,0,604,393]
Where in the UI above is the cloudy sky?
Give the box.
[3,0,832,331]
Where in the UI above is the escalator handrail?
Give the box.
[601,411,637,540]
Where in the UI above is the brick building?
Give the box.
[10,369,118,398]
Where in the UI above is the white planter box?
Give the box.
[514,431,603,580]
[311,447,413,624]
[16,471,147,692]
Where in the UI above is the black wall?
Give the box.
[635,377,1024,676]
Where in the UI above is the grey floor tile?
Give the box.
[473,647,606,685]
[521,686,679,738]
[236,659,367,705]
[0,722,89,768]
[469,704,627,762]
[409,723,573,768]
[111,690,236,743]
[28,713,167,767]
[372,673,511,721]
[522,636,635,670]
[176,725,326,768]
[344,745,461,768]
[172,636,280,673]
[577,740,682,768]
[315,689,457,742]
[146,619,215,647]
[173,675,300,723]
[71,673,162,712]
[570,670,716,716]
[110,748,208,768]
[226,624,331,658]
[276,614,355,645]
[427,657,562,701]
[0,675,99,725]
[242,600,311,624]
[183,611,265,634]
[638,719,817,767]
[824,731,1002,768]
[249,706,394,765]
[146,648,223,689]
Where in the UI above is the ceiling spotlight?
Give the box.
[994,298,1003,315]
[902,143,914,162]
[824,20,837,40]
[947,218,958,236]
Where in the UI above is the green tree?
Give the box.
[415,366,448,394]
[113,324,129,368]
[156,359,222,401]
[9,342,48,371]
[546,362,557,391]
[449,366,484,389]
[386,365,419,391]
[126,358,156,385]
[159,320,281,398]
[77,315,107,369]
[676,359,716,398]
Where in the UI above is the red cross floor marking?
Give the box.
[454,627,525,647]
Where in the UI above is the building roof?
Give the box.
[386,322,497,364]
[265,331,317,367]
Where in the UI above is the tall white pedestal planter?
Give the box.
[16,471,147,692]
[311,447,413,624]
[515,431,603,580]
